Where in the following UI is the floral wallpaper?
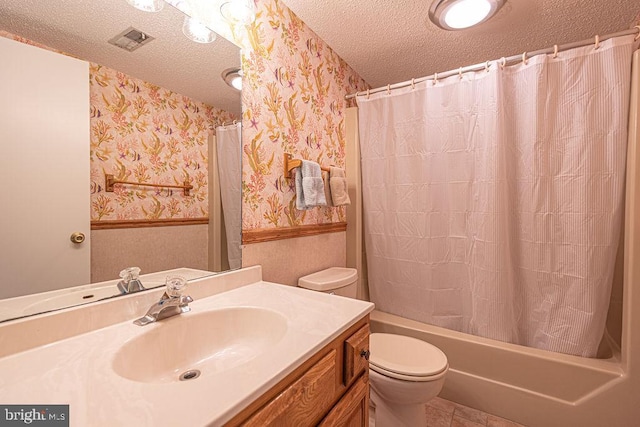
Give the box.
[0,30,67,54]
[240,0,369,231]
[0,31,237,222]
[89,64,236,221]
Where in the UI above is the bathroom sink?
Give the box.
[112,307,288,383]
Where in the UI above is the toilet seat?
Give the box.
[369,333,448,382]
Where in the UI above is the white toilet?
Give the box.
[298,267,449,427]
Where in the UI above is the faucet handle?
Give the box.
[120,267,141,281]
[166,275,188,297]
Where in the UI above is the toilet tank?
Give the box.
[298,267,358,298]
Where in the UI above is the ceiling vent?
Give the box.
[108,27,154,52]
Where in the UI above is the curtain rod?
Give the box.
[345,26,640,101]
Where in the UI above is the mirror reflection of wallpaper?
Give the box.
[90,65,237,221]
[0,30,237,222]
[0,31,66,54]
[240,0,369,230]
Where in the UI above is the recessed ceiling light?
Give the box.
[429,0,505,30]
[125,0,164,13]
[222,68,242,91]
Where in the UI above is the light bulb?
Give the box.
[230,76,242,90]
[443,0,491,29]
[220,0,256,25]
[126,0,164,13]
[182,16,216,44]
[429,0,504,31]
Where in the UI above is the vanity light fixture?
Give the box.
[124,0,221,44]
[222,67,242,91]
[125,0,165,13]
[220,0,256,25]
[429,0,505,30]
[182,16,217,43]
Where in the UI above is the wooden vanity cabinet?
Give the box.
[227,315,370,427]
[318,374,369,427]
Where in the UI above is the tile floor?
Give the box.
[425,397,526,427]
[368,396,527,427]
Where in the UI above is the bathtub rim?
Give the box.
[370,309,623,370]
[370,309,624,402]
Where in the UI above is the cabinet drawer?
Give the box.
[344,324,370,385]
[243,350,337,426]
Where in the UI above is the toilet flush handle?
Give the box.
[360,349,370,360]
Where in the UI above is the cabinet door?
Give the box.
[243,350,337,426]
[344,324,370,385]
[319,374,369,427]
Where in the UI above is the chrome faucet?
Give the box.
[117,267,145,294]
[134,276,192,326]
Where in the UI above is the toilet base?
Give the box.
[370,386,427,427]
[368,367,447,427]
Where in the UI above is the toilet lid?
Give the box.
[369,333,448,378]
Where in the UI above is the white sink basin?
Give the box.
[112,307,288,383]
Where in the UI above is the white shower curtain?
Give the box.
[216,123,242,270]
[357,35,638,357]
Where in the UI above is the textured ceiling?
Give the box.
[3,1,638,110]
[0,0,241,115]
[282,0,640,89]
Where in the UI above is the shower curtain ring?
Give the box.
[594,35,600,50]
[553,44,559,58]
[500,57,506,70]
[459,67,463,79]
[485,61,490,72]
[433,72,438,85]
[635,26,640,41]
[411,78,415,90]
[386,84,391,95]
[366,88,370,99]
[522,52,528,65]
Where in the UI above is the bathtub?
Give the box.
[370,310,630,427]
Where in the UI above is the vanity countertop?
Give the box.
[0,267,214,322]
[0,281,374,426]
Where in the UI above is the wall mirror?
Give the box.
[0,0,242,322]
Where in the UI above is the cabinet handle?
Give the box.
[360,350,370,361]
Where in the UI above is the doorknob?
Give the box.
[70,232,85,244]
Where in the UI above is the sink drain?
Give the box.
[179,369,201,381]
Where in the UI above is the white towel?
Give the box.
[295,160,327,210]
[322,171,334,207]
[330,167,351,206]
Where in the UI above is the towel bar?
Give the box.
[105,174,193,196]
[283,153,331,177]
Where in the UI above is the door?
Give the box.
[0,36,90,299]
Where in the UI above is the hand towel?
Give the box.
[295,160,327,210]
[322,170,334,207]
[330,167,351,206]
